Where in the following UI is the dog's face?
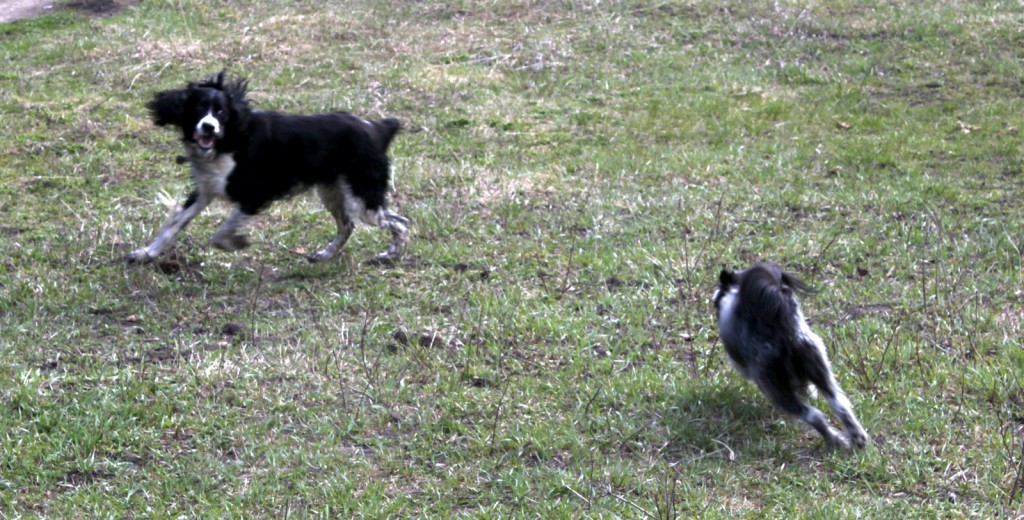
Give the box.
[147,71,249,160]
[183,87,230,154]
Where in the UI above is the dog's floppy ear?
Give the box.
[223,76,251,115]
[147,89,188,127]
[780,270,814,295]
[718,268,737,288]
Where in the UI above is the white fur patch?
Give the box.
[192,152,236,200]
[715,287,740,337]
[714,287,746,374]
[196,111,222,136]
[337,181,370,225]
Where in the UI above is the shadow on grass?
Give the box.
[662,382,786,459]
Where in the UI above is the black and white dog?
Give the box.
[713,263,868,449]
[127,71,409,264]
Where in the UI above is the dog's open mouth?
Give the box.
[193,132,216,150]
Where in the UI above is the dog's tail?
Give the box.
[375,117,402,151]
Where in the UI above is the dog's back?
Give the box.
[716,263,808,374]
[734,263,808,344]
[243,111,398,157]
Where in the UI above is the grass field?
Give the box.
[1,0,1023,517]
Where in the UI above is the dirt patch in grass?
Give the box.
[0,0,55,23]
[0,0,136,23]
[63,0,134,16]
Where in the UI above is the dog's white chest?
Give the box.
[191,153,236,199]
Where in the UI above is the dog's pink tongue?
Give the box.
[194,132,214,148]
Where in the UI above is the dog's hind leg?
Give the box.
[798,334,870,448]
[795,402,849,449]
[807,366,869,449]
[754,366,849,448]
[379,209,409,259]
[820,384,868,448]
[308,185,355,263]
[359,208,409,261]
[127,190,209,263]
[211,208,252,252]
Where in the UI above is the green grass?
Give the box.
[1,0,1023,517]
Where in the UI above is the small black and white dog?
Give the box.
[127,71,409,264]
[713,263,868,449]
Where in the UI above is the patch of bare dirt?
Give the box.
[1,0,136,23]
[64,0,132,16]
[0,0,54,23]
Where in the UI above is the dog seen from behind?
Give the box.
[713,263,868,449]
[127,71,409,264]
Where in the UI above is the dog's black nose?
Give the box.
[200,122,215,133]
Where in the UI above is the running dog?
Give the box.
[127,71,409,264]
[713,263,868,448]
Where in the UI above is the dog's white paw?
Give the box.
[847,429,869,449]
[307,250,334,263]
[212,234,250,252]
[381,241,406,261]
[126,249,155,264]
[366,252,399,267]
[825,433,851,450]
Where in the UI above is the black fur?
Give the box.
[718,265,810,368]
[128,71,409,264]
[714,263,868,449]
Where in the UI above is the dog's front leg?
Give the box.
[127,190,208,263]
[211,208,253,252]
